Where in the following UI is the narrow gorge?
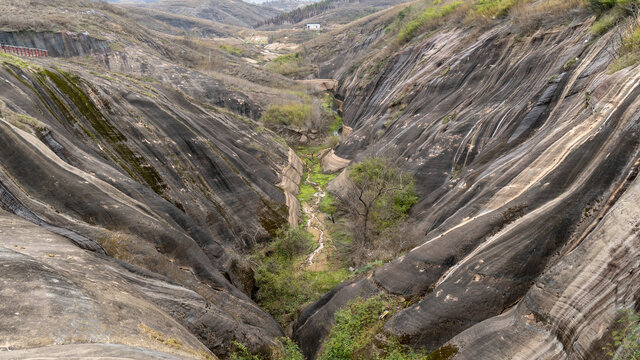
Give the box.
[0,0,639,359]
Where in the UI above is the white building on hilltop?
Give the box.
[306,23,320,31]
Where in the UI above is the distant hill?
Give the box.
[255,0,408,28]
[108,0,282,27]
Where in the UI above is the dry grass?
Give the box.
[138,323,184,350]
[509,0,590,32]
[0,0,128,34]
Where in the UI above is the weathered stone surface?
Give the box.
[0,210,217,358]
[0,31,110,57]
[0,56,288,356]
[295,14,640,360]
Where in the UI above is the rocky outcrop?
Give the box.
[319,149,350,173]
[0,57,289,357]
[0,31,110,57]
[278,148,304,225]
[294,14,640,360]
[0,210,217,358]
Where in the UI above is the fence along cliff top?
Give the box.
[0,44,49,57]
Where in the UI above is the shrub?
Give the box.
[254,253,349,326]
[620,26,640,53]
[231,342,260,360]
[590,0,617,11]
[603,309,640,359]
[319,194,337,222]
[610,25,640,72]
[318,295,425,360]
[261,103,311,127]
[274,226,314,260]
[272,338,305,360]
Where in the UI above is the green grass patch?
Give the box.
[471,0,516,19]
[591,8,623,35]
[0,52,39,70]
[298,182,317,203]
[266,52,314,78]
[218,44,243,56]
[354,259,384,274]
[309,171,337,188]
[261,103,311,127]
[253,227,350,327]
[441,113,455,125]
[397,2,462,44]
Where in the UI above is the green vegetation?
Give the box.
[218,44,243,56]
[610,28,640,71]
[261,103,311,127]
[0,52,39,70]
[272,338,306,360]
[319,193,337,222]
[231,338,304,360]
[471,0,516,19]
[266,53,315,78]
[591,7,624,34]
[610,23,640,71]
[298,182,317,203]
[231,342,260,360]
[323,157,418,265]
[317,295,429,360]
[297,148,338,215]
[442,113,455,125]
[346,157,418,245]
[255,0,336,27]
[397,2,462,44]
[564,58,578,70]
[587,0,640,71]
[603,309,640,359]
[323,94,343,134]
[34,69,166,195]
[253,226,350,327]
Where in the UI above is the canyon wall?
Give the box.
[295,14,640,360]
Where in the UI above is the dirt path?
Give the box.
[301,168,332,271]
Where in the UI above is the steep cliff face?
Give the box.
[0,54,291,356]
[294,10,640,359]
[0,31,110,57]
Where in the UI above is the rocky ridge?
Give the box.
[293,8,640,360]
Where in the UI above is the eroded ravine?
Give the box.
[301,163,331,271]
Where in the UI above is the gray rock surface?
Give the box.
[0,55,289,356]
[294,14,640,360]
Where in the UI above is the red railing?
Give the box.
[0,44,49,57]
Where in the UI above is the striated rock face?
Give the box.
[295,14,640,360]
[0,31,110,57]
[0,57,290,356]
